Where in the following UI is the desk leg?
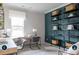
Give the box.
[39,39,41,47]
[15,52,17,55]
[29,39,32,49]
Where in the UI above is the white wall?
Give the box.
[4,7,12,36]
[4,7,45,44]
[24,11,45,43]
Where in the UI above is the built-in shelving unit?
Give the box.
[45,3,79,49]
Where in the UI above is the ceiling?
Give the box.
[4,3,67,13]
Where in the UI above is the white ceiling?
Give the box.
[4,3,67,13]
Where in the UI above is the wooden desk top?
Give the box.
[0,47,17,55]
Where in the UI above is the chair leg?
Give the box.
[29,40,32,49]
[39,39,41,46]
[21,43,25,50]
[16,52,18,55]
[36,43,40,49]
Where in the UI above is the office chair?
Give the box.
[30,36,41,49]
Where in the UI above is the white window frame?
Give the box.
[9,10,25,38]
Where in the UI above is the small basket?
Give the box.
[66,42,72,48]
[52,40,59,45]
[65,3,76,12]
[52,10,60,16]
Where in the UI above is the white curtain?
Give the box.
[9,10,26,38]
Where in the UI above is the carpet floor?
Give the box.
[17,45,64,55]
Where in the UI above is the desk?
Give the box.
[15,36,41,49]
[0,47,17,55]
[0,38,17,55]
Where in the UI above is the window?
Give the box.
[9,10,25,38]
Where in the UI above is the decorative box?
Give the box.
[66,42,72,48]
[52,40,59,45]
[65,3,76,12]
[52,9,60,16]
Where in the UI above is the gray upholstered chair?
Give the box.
[13,37,26,49]
[30,36,41,49]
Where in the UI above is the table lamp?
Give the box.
[32,28,37,36]
[27,34,31,38]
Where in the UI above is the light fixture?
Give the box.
[32,28,37,36]
[32,28,37,32]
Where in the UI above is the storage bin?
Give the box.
[52,40,59,45]
[66,42,72,48]
[52,9,60,16]
[65,3,76,12]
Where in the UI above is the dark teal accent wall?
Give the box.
[45,12,52,43]
[45,3,79,47]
